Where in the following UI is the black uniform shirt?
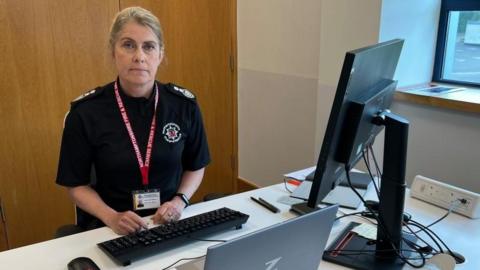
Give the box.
[56,80,210,228]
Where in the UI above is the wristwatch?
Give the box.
[175,193,190,208]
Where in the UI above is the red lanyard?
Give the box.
[114,81,159,186]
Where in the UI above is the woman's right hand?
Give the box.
[105,211,148,235]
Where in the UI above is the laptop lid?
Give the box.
[176,204,338,270]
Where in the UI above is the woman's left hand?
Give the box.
[151,197,186,224]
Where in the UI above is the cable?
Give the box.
[406,221,444,253]
[362,150,380,197]
[400,201,462,264]
[402,222,438,253]
[344,165,426,268]
[345,166,371,210]
[404,199,461,235]
[349,146,458,267]
[160,236,229,269]
[335,210,378,225]
[365,145,383,195]
[367,146,382,186]
[186,235,227,243]
[334,211,365,221]
[402,237,435,255]
[422,199,461,229]
[368,145,383,182]
[408,219,456,256]
[364,144,371,167]
[287,166,422,266]
[161,254,206,270]
[365,144,458,266]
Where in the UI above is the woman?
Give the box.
[56,7,210,235]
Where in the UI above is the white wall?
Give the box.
[380,0,440,87]
[380,0,480,193]
[392,102,480,193]
[238,0,480,194]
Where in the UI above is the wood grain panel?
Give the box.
[0,198,8,251]
[120,0,238,201]
[237,177,259,193]
[0,0,117,248]
[0,223,7,252]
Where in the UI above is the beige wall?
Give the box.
[238,0,322,186]
[239,0,479,194]
[238,0,381,186]
[238,0,322,79]
[315,0,382,156]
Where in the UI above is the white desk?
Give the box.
[0,183,478,269]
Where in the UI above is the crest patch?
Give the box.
[162,123,182,143]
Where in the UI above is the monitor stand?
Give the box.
[290,201,320,215]
[323,222,415,270]
[324,112,411,269]
[290,172,372,215]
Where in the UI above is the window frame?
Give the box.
[433,0,480,88]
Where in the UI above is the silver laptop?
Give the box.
[175,204,338,270]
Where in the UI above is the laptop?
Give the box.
[175,204,338,270]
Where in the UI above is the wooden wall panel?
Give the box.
[0,198,8,251]
[0,0,117,248]
[0,224,7,252]
[120,0,238,201]
[0,0,237,248]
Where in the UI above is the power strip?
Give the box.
[410,175,480,219]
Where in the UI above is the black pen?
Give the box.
[250,196,280,213]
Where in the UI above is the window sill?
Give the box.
[394,83,480,114]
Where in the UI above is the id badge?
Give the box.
[132,189,161,210]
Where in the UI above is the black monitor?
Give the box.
[291,39,412,269]
[291,39,404,213]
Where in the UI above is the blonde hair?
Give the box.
[109,7,164,52]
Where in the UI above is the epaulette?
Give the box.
[165,83,197,103]
[70,86,104,109]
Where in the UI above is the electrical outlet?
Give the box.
[410,175,480,219]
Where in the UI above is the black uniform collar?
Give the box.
[116,78,156,106]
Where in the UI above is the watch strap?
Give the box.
[176,193,190,207]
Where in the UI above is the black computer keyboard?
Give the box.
[98,207,249,266]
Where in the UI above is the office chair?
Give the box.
[54,165,98,238]
[203,193,230,201]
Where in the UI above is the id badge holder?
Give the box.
[132,189,161,211]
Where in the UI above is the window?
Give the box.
[433,0,480,87]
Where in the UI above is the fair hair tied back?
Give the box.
[109,7,164,53]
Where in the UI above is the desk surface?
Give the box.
[0,183,478,269]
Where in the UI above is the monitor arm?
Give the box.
[373,110,409,259]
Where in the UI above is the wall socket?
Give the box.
[410,175,480,219]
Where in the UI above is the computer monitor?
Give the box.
[323,86,413,270]
[291,39,410,269]
[291,39,404,214]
